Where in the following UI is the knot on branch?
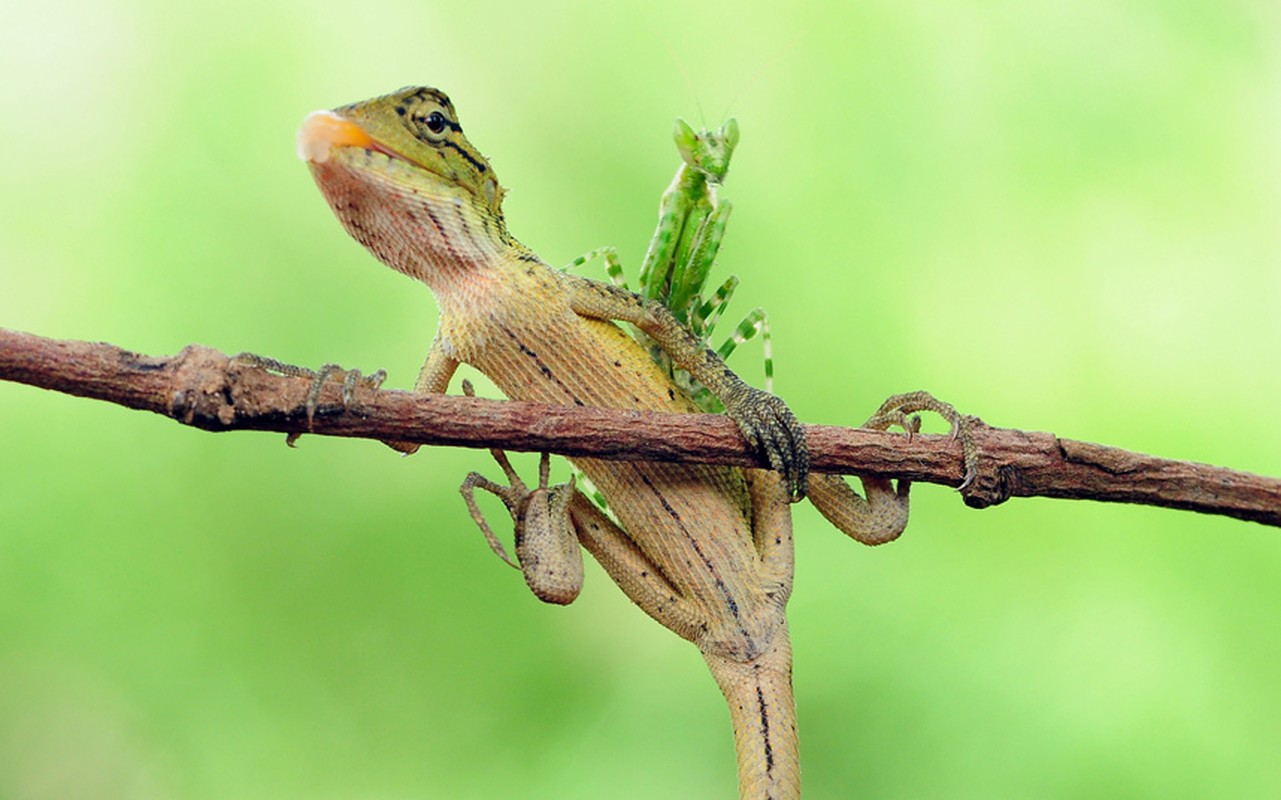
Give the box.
[168,345,239,429]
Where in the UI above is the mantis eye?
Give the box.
[722,118,740,151]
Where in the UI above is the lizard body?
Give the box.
[297,87,963,798]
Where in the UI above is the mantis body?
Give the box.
[568,116,770,411]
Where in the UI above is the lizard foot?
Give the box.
[864,390,978,490]
[723,385,809,502]
[458,380,583,605]
[230,353,386,446]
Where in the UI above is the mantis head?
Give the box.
[673,118,739,185]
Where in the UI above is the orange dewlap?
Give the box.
[296,110,378,164]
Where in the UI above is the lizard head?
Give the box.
[299,87,506,212]
[673,118,739,185]
[297,87,515,285]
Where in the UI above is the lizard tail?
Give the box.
[703,624,800,800]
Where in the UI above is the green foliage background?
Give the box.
[2,1,1279,797]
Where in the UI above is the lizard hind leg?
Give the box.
[864,390,978,490]
[459,452,585,605]
[808,390,980,546]
[805,405,923,547]
[457,381,583,604]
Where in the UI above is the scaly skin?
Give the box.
[297,86,958,798]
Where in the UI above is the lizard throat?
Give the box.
[307,154,513,296]
[299,109,519,295]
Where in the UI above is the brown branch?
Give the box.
[3,327,1279,527]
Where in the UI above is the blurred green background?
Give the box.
[2,0,1279,797]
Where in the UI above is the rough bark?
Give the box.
[3,327,1278,527]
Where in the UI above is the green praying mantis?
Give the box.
[567,117,771,412]
[462,115,773,591]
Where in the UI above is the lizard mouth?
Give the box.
[296,110,405,165]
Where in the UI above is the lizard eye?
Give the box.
[408,106,454,142]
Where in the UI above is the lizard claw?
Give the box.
[864,390,977,491]
[725,386,809,501]
[230,353,386,446]
[304,363,385,423]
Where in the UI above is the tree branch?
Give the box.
[3,327,1278,527]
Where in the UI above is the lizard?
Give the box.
[294,86,974,799]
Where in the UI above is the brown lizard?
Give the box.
[293,86,972,799]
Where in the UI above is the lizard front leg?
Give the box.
[556,271,809,500]
[392,332,586,599]
[227,354,387,448]
[383,332,461,455]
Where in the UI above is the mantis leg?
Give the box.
[715,307,772,394]
[669,199,732,319]
[561,246,628,288]
[638,183,694,301]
